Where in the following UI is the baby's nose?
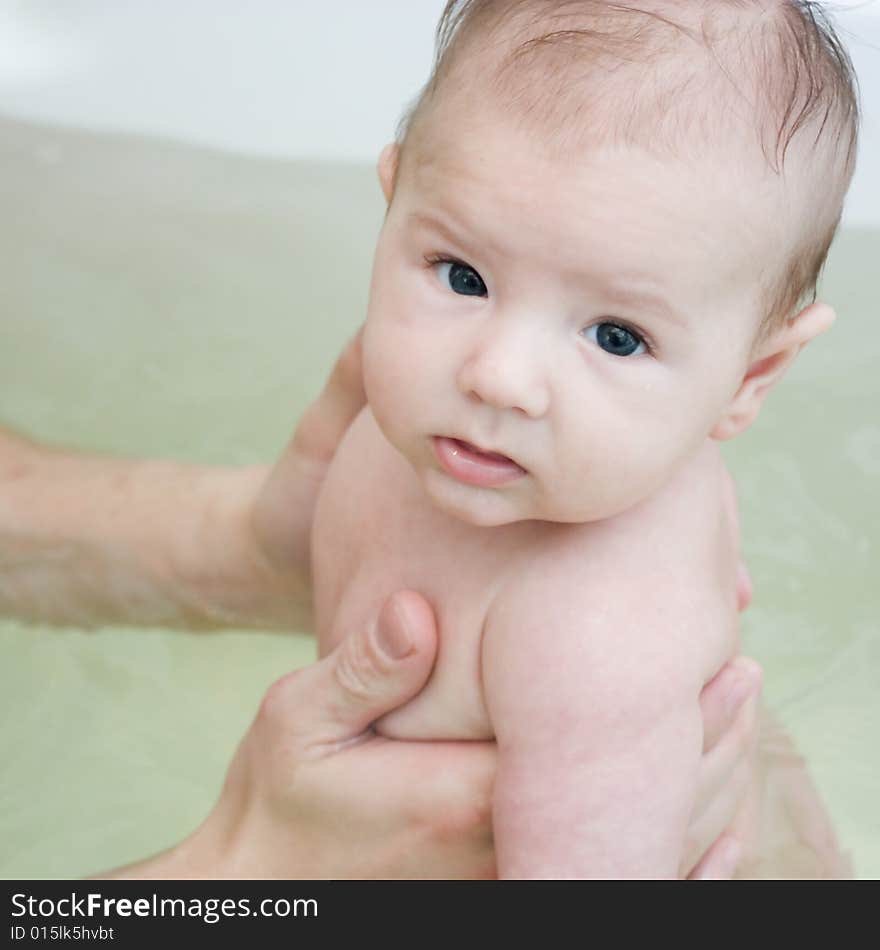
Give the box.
[456,325,550,418]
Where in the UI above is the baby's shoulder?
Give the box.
[608,438,733,557]
[513,440,730,577]
[489,441,738,677]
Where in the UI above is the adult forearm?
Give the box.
[0,427,306,631]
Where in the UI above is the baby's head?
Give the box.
[362,0,859,527]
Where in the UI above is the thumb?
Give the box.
[270,591,439,749]
[290,325,367,464]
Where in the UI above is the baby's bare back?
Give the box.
[312,407,739,742]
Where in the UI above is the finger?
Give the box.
[302,737,498,879]
[328,736,498,831]
[291,326,367,463]
[684,692,759,873]
[259,590,440,750]
[736,561,753,612]
[683,744,751,874]
[686,834,742,881]
[700,655,763,752]
[696,691,759,811]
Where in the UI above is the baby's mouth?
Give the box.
[452,439,520,466]
[432,436,527,487]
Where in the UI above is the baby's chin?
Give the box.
[422,467,634,528]
[421,467,533,528]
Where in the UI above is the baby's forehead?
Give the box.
[407,101,787,245]
[408,10,816,229]
[398,0,856,335]
[403,118,783,320]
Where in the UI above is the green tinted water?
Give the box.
[1,118,877,878]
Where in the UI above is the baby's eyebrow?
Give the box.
[407,209,685,327]
[594,281,686,328]
[406,210,467,246]
[407,208,509,267]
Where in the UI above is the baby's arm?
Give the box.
[483,450,738,878]
[484,572,704,877]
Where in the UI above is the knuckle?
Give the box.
[333,633,387,704]
[256,669,302,729]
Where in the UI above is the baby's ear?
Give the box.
[377,143,400,204]
[710,301,835,441]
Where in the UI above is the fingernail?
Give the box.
[376,598,415,660]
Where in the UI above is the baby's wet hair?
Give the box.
[394,1,860,340]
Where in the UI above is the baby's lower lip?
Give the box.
[432,437,527,487]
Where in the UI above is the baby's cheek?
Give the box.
[362,336,411,446]
[363,347,395,404]
[361,322,394,405]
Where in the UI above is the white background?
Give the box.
[0,0,877,225]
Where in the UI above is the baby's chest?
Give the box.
[311,410,513,737]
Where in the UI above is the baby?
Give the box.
[311,0,858,878]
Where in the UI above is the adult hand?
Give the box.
[247,328,367,630]
[100,591,762,880]
[685,654,762,879]
[100,590,495,879]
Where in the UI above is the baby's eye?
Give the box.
[433,259,488,297]
[583,322,647,358]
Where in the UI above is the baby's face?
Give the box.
[363,114,777,527]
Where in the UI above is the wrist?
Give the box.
[95,785,312,880]
[91,812,233,880]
